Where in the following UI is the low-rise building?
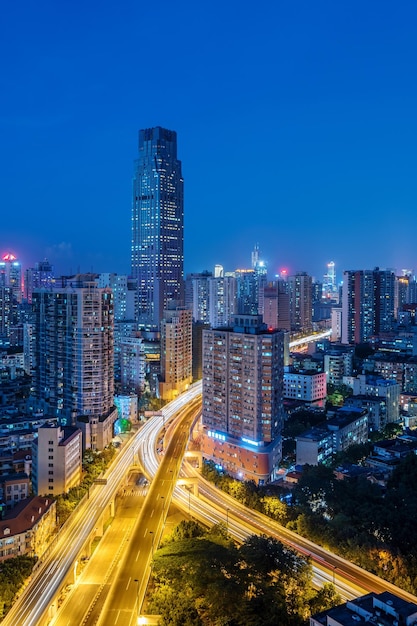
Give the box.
[343,374,400,423]
[0,496,56,561]
[76,407,118,451]
[296,427,333,466]
[365,437,417,477]
[32,425,82,496]
[310,591,417,626]
[296,407,368,466]
[283,370,327,403]
[344,395,387,432]
[0,473,30,511]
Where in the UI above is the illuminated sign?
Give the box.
[242,437,261,447]
[208,430,226,442]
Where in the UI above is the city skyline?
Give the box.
[2,1,417,279]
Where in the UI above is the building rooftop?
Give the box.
[0,496,54,537]
[312,591,417,626]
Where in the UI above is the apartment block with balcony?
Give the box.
[202,315,284,484]
[0,496,56,561]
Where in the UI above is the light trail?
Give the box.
[289,328,332,348]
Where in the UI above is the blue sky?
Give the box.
[1,1,416,283]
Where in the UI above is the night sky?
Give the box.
[1,1,416,283]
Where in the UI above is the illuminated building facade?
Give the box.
[119,335,146,394]
[208,275,236,328]
[159,305,192,401]
[263,280,291,331]
[32,275,116,448]
[131,126,184,329]
[0,253,22,304]
[0,253,21,345]
[24,259,54,304]
[288,271,312,331]
[32,425,82,496]
[342,269,396,344]
[202,315,284,484]
[185,271,212,323]
[322,261,337,299]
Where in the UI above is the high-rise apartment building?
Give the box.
[32,275,116,448]
[263,280,291,331]
[159,305,192,401]
[202,315,284,484]
[342,269,396,344]
[288,272,312,331]
[119,335,146,395]
[185,271,212,323]
[131,126,184,329]
[208,275,236,328]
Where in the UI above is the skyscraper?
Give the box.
[0,253,22,304]
[131,126,184,330]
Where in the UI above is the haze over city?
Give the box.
[2,0,417,279]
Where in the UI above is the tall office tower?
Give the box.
[322,261,336,299]
[342,269,396,345]
[263,280,291,331]
[208,275,236,328]
[24,259,54,304]
[202,315,284,484]
[159,305,192,401]
[254,264,268,317]
[0,253,22,304]
[131,126,184,330]
[288,272,312,332]
[32,275,116,449]
[185,271,212,323]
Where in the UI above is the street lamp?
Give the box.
[226,508,230,533]
[149,531,154,555]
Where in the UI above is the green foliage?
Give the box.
[326,384,353,408]
[201,453,417,596]
[383,422,403,439]
[309,583,342,615]
[331,442,372,467]
[149,526,313,625]
[56,446,116,525]
[165,519,206,544]
[283,410,325,439]
[0,556,37,619]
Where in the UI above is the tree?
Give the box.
[309,583,341,615]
